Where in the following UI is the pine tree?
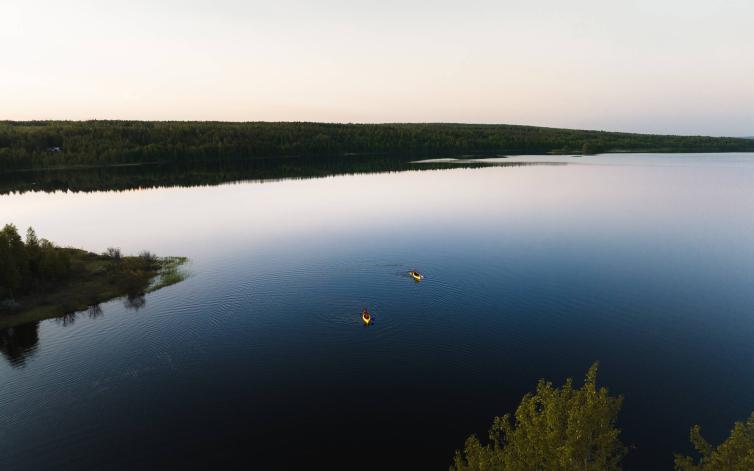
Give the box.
[25,227,41,277]
[0,225,25,298]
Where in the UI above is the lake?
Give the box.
[1,153,753,470]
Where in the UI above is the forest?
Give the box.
[0,224,70,300]
[1,121,754,171]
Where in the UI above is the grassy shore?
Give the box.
[0,249,187,329]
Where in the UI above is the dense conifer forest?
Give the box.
[1,121,753,171]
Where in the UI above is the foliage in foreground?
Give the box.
[674,413,754,471]
[451,363,626,471]
[451,364,754,470]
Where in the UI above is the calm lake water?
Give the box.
[1,153,753,470]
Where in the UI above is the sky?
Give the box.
[1,0,753,135]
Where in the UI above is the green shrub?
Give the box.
[451,363,625,471]
[675,413,754,471]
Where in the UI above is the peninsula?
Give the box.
[0,224,187,328]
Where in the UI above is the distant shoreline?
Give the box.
[2,121,753,173]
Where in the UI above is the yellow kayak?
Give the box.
[361,309,372,325]
[409,270,423,281]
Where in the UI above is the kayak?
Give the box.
[409,270,423,281]
[362,309,372,325]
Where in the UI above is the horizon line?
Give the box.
[1,119,751,139]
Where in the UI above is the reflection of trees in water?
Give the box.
[0,156,564,195]
[0,304,108,367]
[88,304,103,319]
[124,294,146,311]
[55,311,78,327]
[49,303,105,327]
[0,322,40,367]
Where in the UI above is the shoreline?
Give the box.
[0,250,188,329]
[3,121,753,174]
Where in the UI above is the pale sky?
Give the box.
[1,0,753,135]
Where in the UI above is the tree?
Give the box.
[25,227,41,277]
[38,239,68,280]
[0,225,72,299]
[103,247,122,260]
[0,229,15,298]
[674,413,754,471]
[451,363,626,471]
[0,224,25,298]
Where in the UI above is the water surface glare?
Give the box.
[1,153,754,470]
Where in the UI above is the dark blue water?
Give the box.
[1,153,753,470]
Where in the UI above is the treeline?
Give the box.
[0,224,71,300]
[451,364,754,471]
[2,121,753,171]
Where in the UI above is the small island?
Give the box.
[0,224,187,329]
